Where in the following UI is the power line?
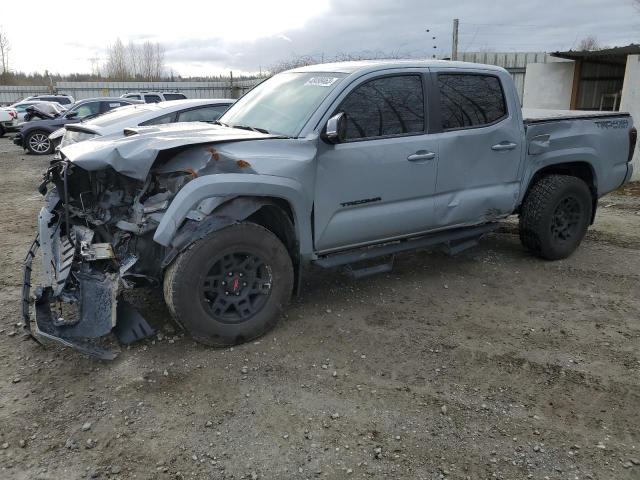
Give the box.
[460,22,559,28]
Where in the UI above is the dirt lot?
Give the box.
[0,136,639,480]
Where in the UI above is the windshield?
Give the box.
[220,72,347,137]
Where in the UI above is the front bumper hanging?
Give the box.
[21,216,156,360]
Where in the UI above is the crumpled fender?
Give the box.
[153,173,313,256]
[60,124,276,181]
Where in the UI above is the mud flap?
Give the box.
[113,301,156,344]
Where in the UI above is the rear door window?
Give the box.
[144,95,162,103]
[73,101,101,118]
[438,74,507,130]
[337,75,425,141]
[177,105,229,122]
[163,93,187,101]
[140,113,176,126]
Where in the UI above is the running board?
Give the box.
[314,223,497,269]
[344,256,395,279]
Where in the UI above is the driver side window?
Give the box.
[338,75,425,141]
[74,102,101,118]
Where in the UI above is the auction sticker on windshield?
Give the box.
[305,76,340,87]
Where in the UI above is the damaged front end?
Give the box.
[22,158,192,359]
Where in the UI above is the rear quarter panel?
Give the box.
[521,115,633,202]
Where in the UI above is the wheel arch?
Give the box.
[159,191,307,294]
[154,174,313,253]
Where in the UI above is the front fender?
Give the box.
[153,174,313,256]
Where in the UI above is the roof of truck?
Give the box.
[290,59,507,74]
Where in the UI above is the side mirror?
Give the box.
[323,112,347,144]
[65,111,78,119]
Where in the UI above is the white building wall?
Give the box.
[522,62,575,110]
[620,54,640,180]
[460,51,560,103]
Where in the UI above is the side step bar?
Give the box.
[314,223,497,269]
[344,257,395,279]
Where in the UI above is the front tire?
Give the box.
[519,174,592,260]
[163,222,294,347]
[25,130,53,155]
[0,125,5,137]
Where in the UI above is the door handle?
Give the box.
[491,142,517,151]
[407,151,436,162]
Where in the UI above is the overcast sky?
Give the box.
[2,0,640,76]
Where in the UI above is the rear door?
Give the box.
[429,69,523,227]
[314,70,439,252]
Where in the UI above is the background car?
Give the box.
[14,97,141,154]
[8,100,66,123]
[23,102,68,121]
[121,91,187,103]
[52,99,234,150]
[23,94,75,105]
[0,107,18,136]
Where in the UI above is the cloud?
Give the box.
[4,0,639,75]
[159,0,640,75]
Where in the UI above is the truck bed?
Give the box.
[522,108,631,124]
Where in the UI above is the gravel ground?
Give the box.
[0,136,639,480]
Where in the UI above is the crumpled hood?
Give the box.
[60,122,279,181]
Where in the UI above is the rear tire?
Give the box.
[163,222,294,347]
[519,174,592,260]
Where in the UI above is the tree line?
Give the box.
[101,38,166,81]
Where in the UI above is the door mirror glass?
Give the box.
[323,112,346,144]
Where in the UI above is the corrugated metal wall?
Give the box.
[55,80,261,100]
[0,85,50,104]
[0,79,261,105]
[0,52,562,105]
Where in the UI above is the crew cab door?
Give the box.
[429,69,523,227]
[314,70,438,253]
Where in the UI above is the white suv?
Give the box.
[120,91,187,103]
[24,94,75,106]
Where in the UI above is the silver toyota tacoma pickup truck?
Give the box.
[23,60,636,358]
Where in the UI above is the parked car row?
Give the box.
[121,91,188,103]
[0,91,188,135]
[13,97,142,154]
[49,99,234,153]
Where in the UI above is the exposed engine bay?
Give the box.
[21,137,270,359]
[20,123,297,359]
[22,159,195,358]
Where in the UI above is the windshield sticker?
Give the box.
[305,76,340,87]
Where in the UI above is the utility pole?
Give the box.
[451,18,459,61]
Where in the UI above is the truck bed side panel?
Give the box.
[520,115,632,203]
